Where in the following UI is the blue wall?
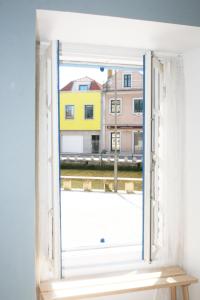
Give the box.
[0,1,200,300]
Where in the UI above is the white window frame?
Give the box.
[36,40,61,281]
[37,43,157,280]
[143,50,152,263]
[132,98,143,114]
[109,98,122,115]
[110,131,121,152]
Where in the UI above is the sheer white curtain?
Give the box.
[155,56,185,300]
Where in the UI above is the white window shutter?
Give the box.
[46,41,61,278]
[143,52,163,262]
[151,56,163,257]
[37,40,60,279]
[143,50,152,262]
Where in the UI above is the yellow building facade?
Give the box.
[60,91,101,131]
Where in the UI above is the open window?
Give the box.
[36,40,163,280]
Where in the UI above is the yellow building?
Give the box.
[60,77,102,154]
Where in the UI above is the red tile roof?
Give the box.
[90,80,102,90]
[61,81,73,91]
[60,77,102,91]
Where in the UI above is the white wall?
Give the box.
[1,1,200,300]
[183,48,200,299]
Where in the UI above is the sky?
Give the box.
[59,65,108,89]
[59,65,143,89]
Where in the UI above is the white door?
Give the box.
[61,135,83,153]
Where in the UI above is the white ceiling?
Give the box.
[36,9,200,54]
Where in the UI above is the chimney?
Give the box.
[107,69,112,79]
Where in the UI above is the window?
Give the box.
[133,99,143,113]
[79,84,89,90]
[37,40,160,280]
[123,74,131,88]
[133,131,143,155]
[65,105,74,119]
[111,132,120,151]
[84,105,94,119]
[110,99,121,113]
[92,135,100,153]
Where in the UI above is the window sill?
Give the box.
[132,112,143,115]
[40,266,189,300]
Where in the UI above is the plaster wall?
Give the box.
[1,1,200,299]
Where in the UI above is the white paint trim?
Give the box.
[60,42,144,67]
[110,131,121,152]
[143,50,152,263]
[150,56,163,257]
[109,97,123,115]
[51,41,61,279]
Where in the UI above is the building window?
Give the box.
[79,84,89,90]
[133,131,143,155]
[65,105,74,119]
[133,99,143,113]
[85,105,94,119]
[110,99,121,113]
[123,74,131,88]
[111,132,120,151]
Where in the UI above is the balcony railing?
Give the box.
[60,153,142,165]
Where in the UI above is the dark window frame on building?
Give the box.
[79,84,89,91]
[123,74,132,88]
[133,130,143,155]
[133,98,143,113]
[84,104,94,119]
[65,105,75,119]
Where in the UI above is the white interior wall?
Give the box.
[36,10,200,53]
[36,9,191,300]
[183,48,200,299]
[2,1,200,300]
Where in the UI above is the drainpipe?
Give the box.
[114,70,118,192]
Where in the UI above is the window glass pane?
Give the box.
[134,131,143,154]
[111,100,121,113]
[124,74,131,87]
[134,99,143,113]
[85,105,94,119]
[65,105,74,119]
[111,132,120,151]
[79,85,89,90]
